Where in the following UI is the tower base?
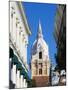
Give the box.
[32,76,49,87]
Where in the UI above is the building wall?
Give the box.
[10,2,28,64]
[31,53,50,77]
[31,53,50,87]
[54,5,66,70]
[9,1,31,88]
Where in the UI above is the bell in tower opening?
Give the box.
[31,21,50,87]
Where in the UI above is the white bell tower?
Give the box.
[31,21,50,87]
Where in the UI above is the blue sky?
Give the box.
[22,2,57,77]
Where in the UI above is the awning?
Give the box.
[20,67,30,80]
[11,54,19,65]
[11,54,30,80]
[16,61,22,70]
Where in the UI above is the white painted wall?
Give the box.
[10,2,30,88]
[16,24,20,51]
[13,13,16,44]
[10,2,29,64]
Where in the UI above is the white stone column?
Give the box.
[13,64,16,84]
[23,79,27,88]
[20,75,24,88]
[16,70,20,88]
[25,81,27,88]
[11,64,16,85]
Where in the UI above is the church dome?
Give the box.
[32,21,49,55]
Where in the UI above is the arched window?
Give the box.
[39,51,42,59]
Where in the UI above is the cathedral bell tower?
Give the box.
[31,21,50,87]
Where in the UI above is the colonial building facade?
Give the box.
[31,21,50,87]
[9,2,31,88]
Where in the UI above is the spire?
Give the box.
[37,20,43,38]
